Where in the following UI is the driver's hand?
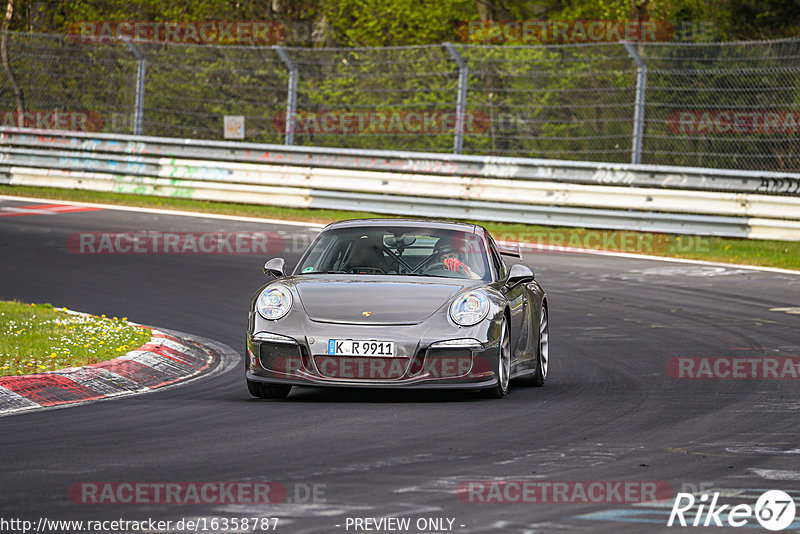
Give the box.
[444,257,468,274]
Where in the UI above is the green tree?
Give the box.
[321,0,473,47]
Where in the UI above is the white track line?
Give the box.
[0,194,326,228]
[501,241,800,276]
[1,193,797,276]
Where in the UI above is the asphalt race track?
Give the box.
[1,196,800,533]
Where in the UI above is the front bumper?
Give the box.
[245,314,501,389]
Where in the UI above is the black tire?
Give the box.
[247,379,292,399]
[482,317,511,399]
[531,305,549,387]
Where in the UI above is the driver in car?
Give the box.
[431,239,481,279]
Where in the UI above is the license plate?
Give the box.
[327,339,395,357]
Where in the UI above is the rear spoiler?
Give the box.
[496,242,521,258]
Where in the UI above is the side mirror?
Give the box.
[506,264,534,286]
[264,257,286,278]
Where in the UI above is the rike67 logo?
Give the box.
[668,490,796,531]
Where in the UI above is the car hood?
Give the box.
[289,276,476,324]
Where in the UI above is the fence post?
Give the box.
[122,40,145,136]
[274,45,298,146]
[622,41,647,165]
[444,42,469,155]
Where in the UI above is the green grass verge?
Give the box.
[1,184,798,271]
[0,300,152,377]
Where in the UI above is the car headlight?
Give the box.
[449,290,489,326]
[256,285,293,320]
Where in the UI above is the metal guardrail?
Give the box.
[1,127,799,241]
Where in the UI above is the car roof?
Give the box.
[323,218,485,235]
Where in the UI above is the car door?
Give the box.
[487,236,533,370]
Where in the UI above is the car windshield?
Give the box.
[295,226,492,281]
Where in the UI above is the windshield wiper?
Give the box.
[299,270,348,275]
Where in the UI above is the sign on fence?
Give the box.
[224,116,245,140]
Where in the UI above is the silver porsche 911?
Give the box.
[245,219,549,399]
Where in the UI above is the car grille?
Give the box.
[421,347,473,378]
[313,356,410,379]
[259,342,302,372]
